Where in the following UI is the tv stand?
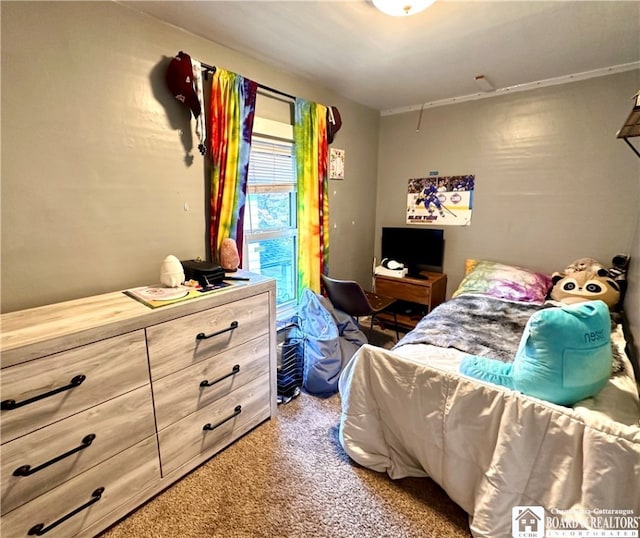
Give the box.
[374,271,447,330]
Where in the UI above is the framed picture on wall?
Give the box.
[406,175,475,226]
[330,148,345,180]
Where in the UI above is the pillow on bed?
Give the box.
[452,259,552,304]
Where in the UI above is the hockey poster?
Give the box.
[406,175,474,226]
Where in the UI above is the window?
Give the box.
[243,119,297,319]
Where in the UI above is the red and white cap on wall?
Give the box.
[166,51,201,119]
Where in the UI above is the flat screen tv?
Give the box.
[381,227,445,276]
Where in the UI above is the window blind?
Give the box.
[248,138,295,186]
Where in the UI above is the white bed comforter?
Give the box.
[338,337,640,537]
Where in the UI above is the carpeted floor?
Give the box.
[99,326,472,538]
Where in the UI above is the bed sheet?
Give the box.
[391,322,640,426]
[338,329,640,537]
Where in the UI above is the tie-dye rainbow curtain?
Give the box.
[294,99,329,295]
[209,68,257,264]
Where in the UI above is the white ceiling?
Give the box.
[123,0,640,113]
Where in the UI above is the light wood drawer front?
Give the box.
[158,374,270,476]
[1,385,155,515]
[376,279,431,305]
[1,331,148,443]
[1,436,159,538]
[147,292,269,380]
[153,334,270,431]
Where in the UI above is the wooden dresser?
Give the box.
[0,274,276,538]
[374,272,447,329]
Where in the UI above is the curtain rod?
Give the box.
[198,59,296,101]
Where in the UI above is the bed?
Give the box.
[338,260,640,537]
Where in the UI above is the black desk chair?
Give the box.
[321,274,399,342]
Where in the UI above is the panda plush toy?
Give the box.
[459,257,621,406]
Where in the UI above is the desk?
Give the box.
[374,272,447,330]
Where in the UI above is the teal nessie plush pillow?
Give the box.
[460,300,612,406]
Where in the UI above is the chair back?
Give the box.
[320,274,373,317]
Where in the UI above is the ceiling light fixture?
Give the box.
[372,0,436,17]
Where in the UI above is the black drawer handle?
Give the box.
[203,405,242,431]
[14,434,96,477]
[196,321,239,340]
[28,487,104,536]
[200,365,240,388]
[1,375,86,411]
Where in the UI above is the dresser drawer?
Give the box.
[0,331,148,443]
[158,374,270,476]
[153,334,270,431]
[147,292,269,380]
[1,385,155,515]
[375,278,431,305]
[0,436,159,538]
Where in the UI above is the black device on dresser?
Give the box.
[181,259,225,288]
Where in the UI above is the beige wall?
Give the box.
[376,71,640,359]
[2,2,639,357]
[376,72,640,303]
[0,1,379,312]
